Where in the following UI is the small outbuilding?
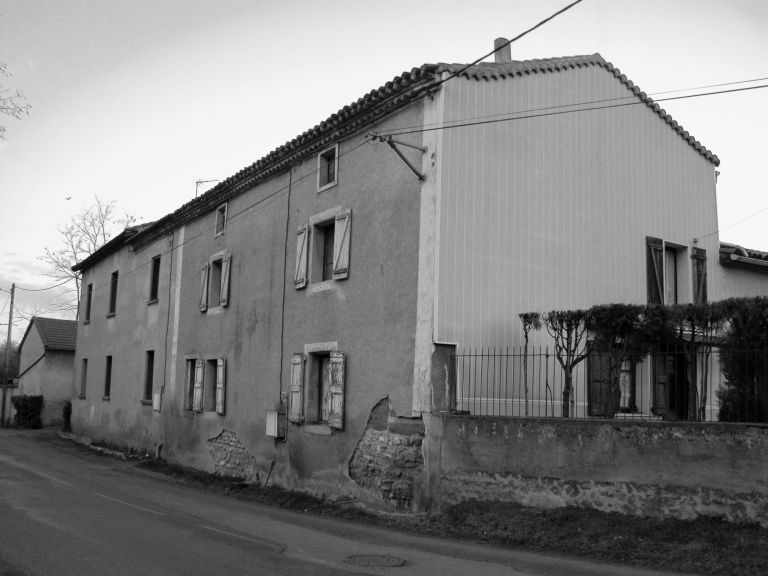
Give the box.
[16,317,77,426]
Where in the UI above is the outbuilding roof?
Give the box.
[20,317,78,352]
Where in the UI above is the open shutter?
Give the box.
[220,255,231,307]
[192,359,204,412]
[215,358,226,415]
[646,237,664,305]
[327,351,345,430]
[295,226,308,289]
[199,263,210,312]
[288,353,304,423]
[692,248,707,304]
[333,210,351,280]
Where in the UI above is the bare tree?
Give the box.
[42,197,135,317]
[0,63,30,140]
[542,309,590,418]
[519,312,541,417]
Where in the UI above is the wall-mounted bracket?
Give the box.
[368,132,425,182]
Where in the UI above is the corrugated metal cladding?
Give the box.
[436,65,720,349]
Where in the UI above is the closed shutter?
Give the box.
[220,255,231,307]
[295,226,309,289]
[692,248,707,304]
[288,353,304,423]
[192,359,204,412]
[327,351,345,430]
[199,263,210,312]
[646,237,664,305]
[333,210,351,280]
[215,358,226,415]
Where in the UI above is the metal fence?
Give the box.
[452,346,768,423]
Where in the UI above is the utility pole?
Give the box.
[1,283,15,427]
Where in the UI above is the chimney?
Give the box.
[494,37,511,63]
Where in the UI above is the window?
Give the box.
[184,359,196,411]
[108,271,119,316]
[692,248,707,304]
[80,358,88,398]
[143,350,155,402]
[199,254,231,311]
[317,144,338,191]
[646,237,664,305]
[84,283,92,323]
[664,246,679,305]
[294,209,351,288]
[148,255,161,303]
[288,349,345,429]
[189,358,225,414]
[104,355,112,399]
[215,203,227,236]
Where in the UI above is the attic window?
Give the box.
[215,203,227,236]
[317,145,338,191]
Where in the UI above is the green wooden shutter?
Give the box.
[215,358,226,415]
[295,226,308,289]
[199,263,210,312]
[288,353,304,423]
[333,210,351,280]
[646,237,664,305]
[220,255,231,307]
[193,359,204,412]
[328,351,345,430]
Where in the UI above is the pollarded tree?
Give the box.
[519,312,541,417]
[542,309,590,418]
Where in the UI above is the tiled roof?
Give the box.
[72,223,153,272]
[719,242,768,273]
[30,317,77,351]
[78,54,718,265]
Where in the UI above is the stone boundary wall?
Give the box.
[423,414,768,526]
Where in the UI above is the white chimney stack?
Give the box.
[494,37,511,63]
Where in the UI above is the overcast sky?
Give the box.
[1,0,767,341]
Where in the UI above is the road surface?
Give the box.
[0,429,699,576]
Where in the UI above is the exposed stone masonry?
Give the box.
[349,398,425,510]
[207,429,262,483]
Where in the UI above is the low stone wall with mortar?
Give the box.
[423,414,768,526]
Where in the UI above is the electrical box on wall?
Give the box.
[266,409,287,439]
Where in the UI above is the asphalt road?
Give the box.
[0,429,701,576]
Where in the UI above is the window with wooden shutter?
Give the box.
[692,248,707,304]
[199,263,209,312]
[288,353,304,423]
[215,358,226,415]
[327,351,345,430]
[295,226,308,289]
[333,210,351,280]
[219,255,231,307]
[646,237,664,305]
[192,359,204,412]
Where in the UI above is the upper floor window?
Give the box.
[646,237,689,305]
[83,283,93,323]
[317,144,338,192]
[108,271,119,316]
[692,248,707,304]
[215,203,227,236]
[143,350,155,403]
[294,208,351,289]
[148,255,161,303]
[199,253,231,312]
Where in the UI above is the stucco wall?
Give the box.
[424,414,768,525]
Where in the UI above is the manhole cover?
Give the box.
[344,554,408,568]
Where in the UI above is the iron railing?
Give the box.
[451,347,768,423]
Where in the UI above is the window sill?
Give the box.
[304,423,333,436]
[78,394,86,400]
[106,312,116,318]
[317,181,338,194]
[307,280,335,295]
[147,298,158,306]
[83,319,90,325]
[140,399,153,406]
[102,396,110,401]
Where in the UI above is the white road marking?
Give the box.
[0,454,73,487]
[94,492,163,515]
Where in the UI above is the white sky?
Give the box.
[1,0,767,341]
